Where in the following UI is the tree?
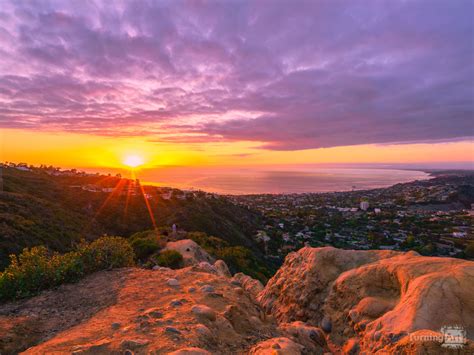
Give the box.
[464,242,474,259]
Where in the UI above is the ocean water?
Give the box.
[139,168,430,195]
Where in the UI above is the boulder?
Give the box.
[167,278,180,287]
[164,240,214,266]
[248,337,304,354]
[231,273,264,299]
[278,321,326,354]
[168,347,211,355]
[191,305,217,322]
[213,260,232,277]
[258,247,474,353]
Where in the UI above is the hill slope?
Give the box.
[0,167,264,269]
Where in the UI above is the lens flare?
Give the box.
[123,154,144,168]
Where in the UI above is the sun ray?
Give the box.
[138,183,157,229]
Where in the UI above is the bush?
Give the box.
[79,236,135,273]
[187,231,273,282]
[129,230,166,262]
[155,250,183,269]
[130,237,161,261]
[0,236,135,302]
[217,246,272,282]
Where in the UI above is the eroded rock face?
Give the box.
[248,337,304,354]
[2,246,473,354]
[258,246,474,353]
[231,272,264,299]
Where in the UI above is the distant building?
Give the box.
[452,232,466,238]
[360,201,369,211]
[161,191,172,200]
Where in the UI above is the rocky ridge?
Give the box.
[0,243,472,354]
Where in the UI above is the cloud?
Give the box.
[0,0,472,149]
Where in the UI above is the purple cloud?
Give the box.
[0,0,472,149]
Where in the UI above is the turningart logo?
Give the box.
[441,325,468,349]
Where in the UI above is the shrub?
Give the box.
[129,230,166,262]
[0,236,135,302]
[130,237,161,261]
[79,236,135,273]
[155,250,183,269]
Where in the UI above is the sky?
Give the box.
[0,0,473,170]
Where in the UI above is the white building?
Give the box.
[360,201,370,211]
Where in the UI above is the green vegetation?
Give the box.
[464,242,474,259]
[129,230,166,262]
[0,167,264,270]
[0,236,134,302]
[155,250,183,269]
[187,231,274,282]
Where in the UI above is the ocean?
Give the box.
[138,168,430,195]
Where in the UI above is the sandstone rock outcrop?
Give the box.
[231,272,264,299]
[6,267,276,354]
[165,239,215,266]
[1,246,473,354]
[248,337,304,354]
[258,246,474,353]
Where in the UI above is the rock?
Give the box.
[195,324,213,338]
[111,322,121,330]
[258,246,474,353]
[71,339,112,354]
[213,260,231,277]
[191,262,223,276]
[164,239,215,266]
[278,321,327,353]
[120,339,150,350]
[191,305,217,322]
[231,273,264,299]
[320,316,332,333]
[167,278,180,287]
[11,247,473,355]
[165,326,182,335]
[343,338,359,355]
[200,285,215,293]
[168,347,212,355]
[223,304,254,332]
[248,337,304,354]
[145,308,163,318]
[353,296,394,319]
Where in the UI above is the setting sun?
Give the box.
[123,154,145,168]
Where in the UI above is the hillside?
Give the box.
[0,246,472,354]
[0,167,264,270]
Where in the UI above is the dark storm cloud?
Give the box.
[0,0,472,149]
